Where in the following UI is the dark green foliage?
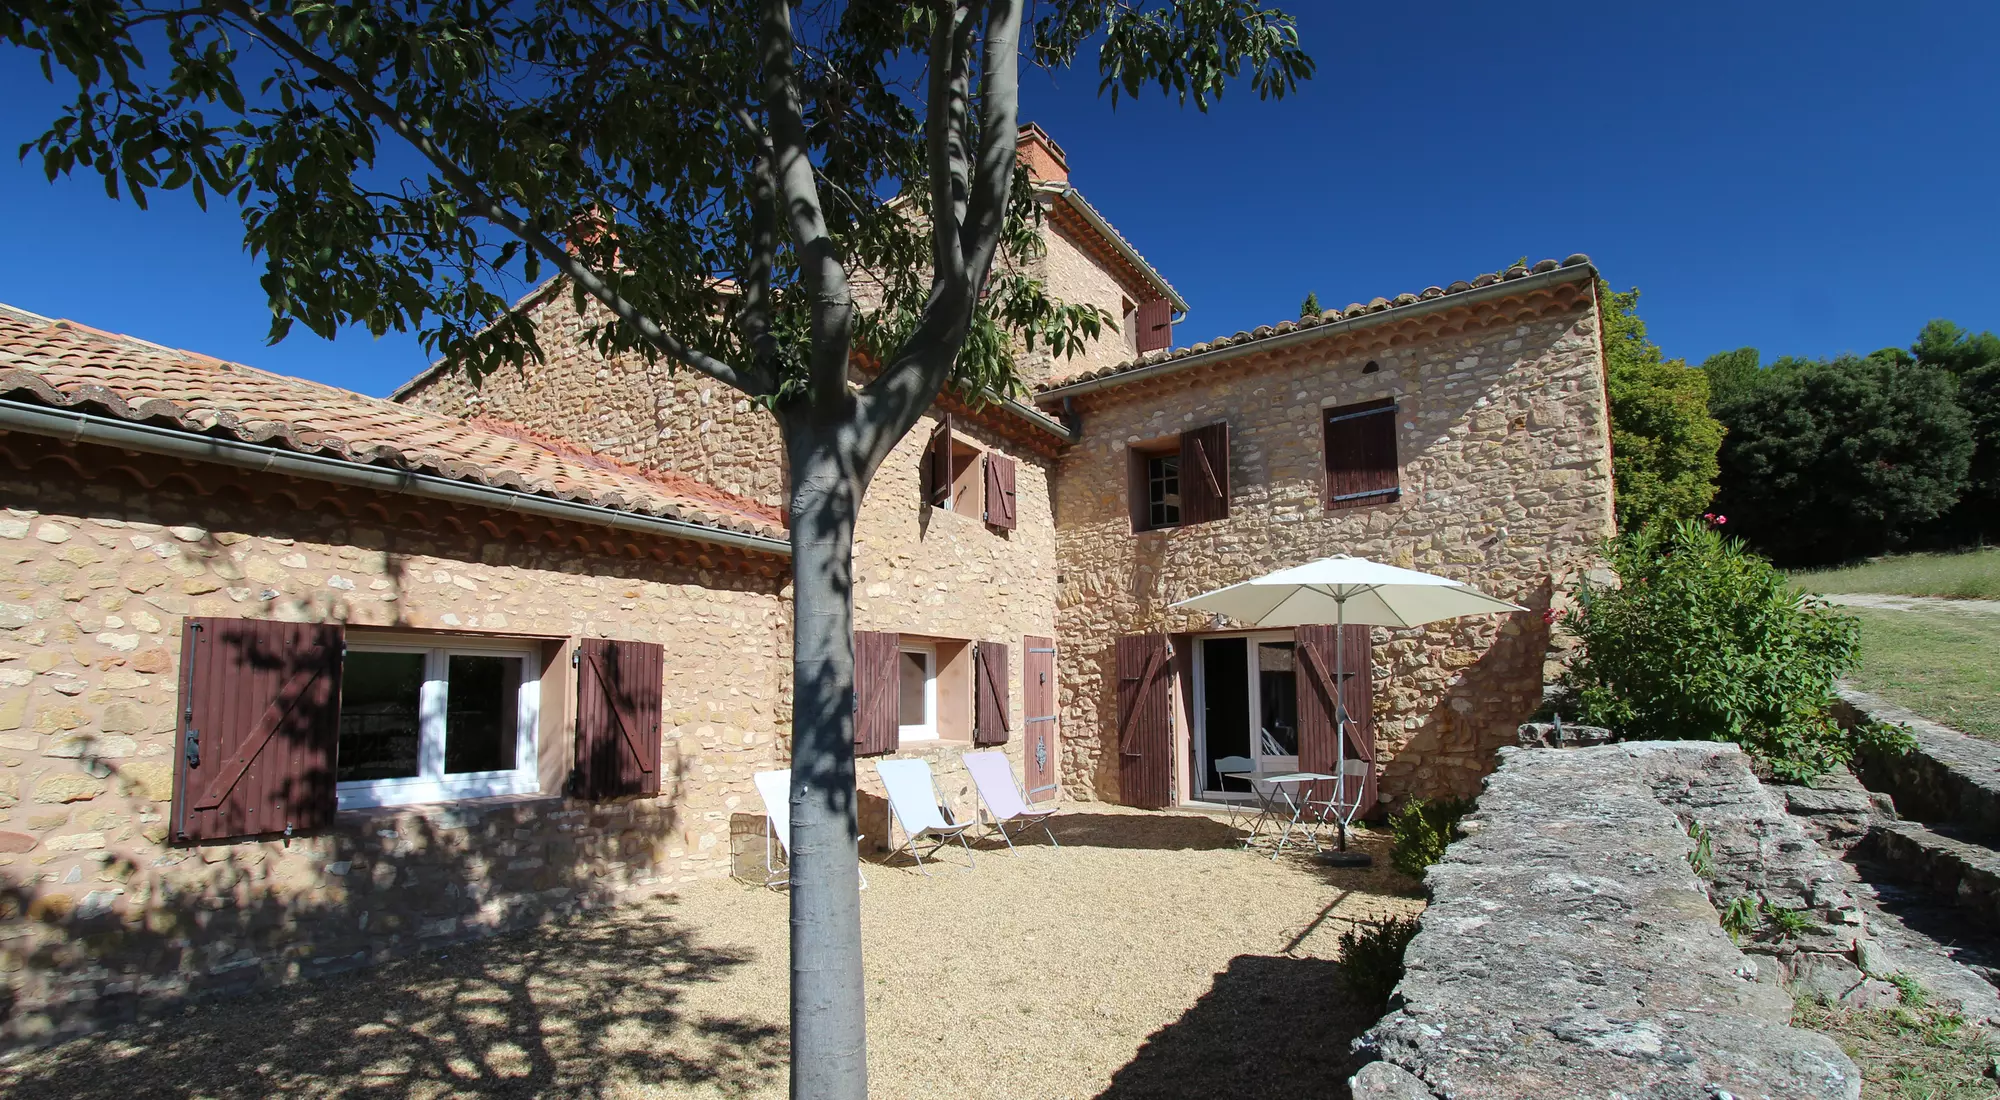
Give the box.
[1713,356,1973,565]
[1601,284,1724,530]
[1299,290,1320,318]
[1912,321,2000,544]
[1387,796,1470,880]
[1336,917,1421,1006]
[1564,520,1909,783]
[1700,346,1763,409]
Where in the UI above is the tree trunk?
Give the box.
[782,408,871,1100]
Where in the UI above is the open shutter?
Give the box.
[1179,421,1231,524]
[983,453,1018,530]
[1115,633,1173,809]
[1295,624,1377,816]
[1023,637,1058,801]
[922,415,955,508]
[173,616,342,844]
[1134,298,1173,353]
[574,638,664,799]
[1325,400,1400,510]
[974,641,1011,745]
[854,631,901,756]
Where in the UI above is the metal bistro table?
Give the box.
[1219,769,1340,859]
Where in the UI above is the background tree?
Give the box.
[1713,355,1972,565]
[0,2,1312,1095]
[1299,289,1320,317]
[1599,283,1724,531]
[1699,345,1762,409]
[1912,320,2000,544]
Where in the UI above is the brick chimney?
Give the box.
[1017,123,1069,185]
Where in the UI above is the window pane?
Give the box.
[445,654,521,774]
[899,651,928,727]
[1258,642,1299,756]
[339,651,424,782]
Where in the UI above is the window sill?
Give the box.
[333,791,566,831]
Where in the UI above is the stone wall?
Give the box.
[1027,213,1147,387]
[1048,280,1615,806]
[0,435,791,1044]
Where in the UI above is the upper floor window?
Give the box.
[1129,422,1229,532]
[921,413,1018,530]
[1324,398,1401,510]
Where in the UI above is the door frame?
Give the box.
[1189,630,1297,802]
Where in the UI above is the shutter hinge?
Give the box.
[183,726,200,769]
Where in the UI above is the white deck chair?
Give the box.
[962,751,1060,852]
[752,768,866,891]
[873,758,977,875]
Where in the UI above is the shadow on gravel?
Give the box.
[0,895,784,1099]
[1050,812,1248,851]
[1096,953,1378,1100]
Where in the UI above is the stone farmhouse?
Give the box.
[0,125,1613,1041]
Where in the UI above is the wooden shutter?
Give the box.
[974,641,1011,745]
[1023,637,1058,801]
[983,453,1018,530]
[172,616,342,844]
[853,631,901,756]
[922,415,954,508]
[1115,633,1173,809]
[1179,421,1231,524]
[573,638,664,799]
[1295,624,1377,817]
[1134,298,1173,353]
[1325,399,1400,510]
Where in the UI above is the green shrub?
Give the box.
[1565,519,1913,782]
[1685,820,1715,880]
[1720,895,1760,942]
[1337,917,1422,1006]
[1388,797,1471,880]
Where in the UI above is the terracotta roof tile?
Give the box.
[1031,254,1595,395]
[0,303,786,542]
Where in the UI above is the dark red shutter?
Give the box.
[1325,400,1400,510]
[974,641,1011,745]
[984,453,1018,530]
[854,631,901,756]
[1179,421,1231,524]
[1023,637,1058,801]
[1135,298,1173,353]
[1295,624,1377,817]
[574,638,664,799]
[1115,633,1173,809]
[173,616,342,844]
[922,415,954,508]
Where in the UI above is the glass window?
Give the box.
[1147,453,1182,529]
[337,641,541,810]
[898,646,937,740]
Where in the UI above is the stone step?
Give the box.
[1841,686,2000,843]
[1857,818,2000,926]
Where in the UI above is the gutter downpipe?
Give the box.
[0,398,793,558]
[1032,263,1596,406]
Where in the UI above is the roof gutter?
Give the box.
[1034,263,1596,405]
[0,398,793,558]
[998,397,1076,442]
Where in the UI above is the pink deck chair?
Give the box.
[962,751,1061,852]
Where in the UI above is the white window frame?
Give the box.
[897,643,939,742]
[336,638,542,810]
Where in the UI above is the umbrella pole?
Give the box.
[1335,594,1349,852]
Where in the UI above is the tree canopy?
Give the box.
[1600,283,1724,531]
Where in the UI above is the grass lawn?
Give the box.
[1845,607,2000,741]
[1794,547,2000,599]
[1794,995,1998,1099]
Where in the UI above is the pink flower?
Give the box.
[1715,514,1727,524]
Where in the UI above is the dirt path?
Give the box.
[0,807,1419,1100]
[1822,593,2000,615]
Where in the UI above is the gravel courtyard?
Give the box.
[0,807,1419,1100]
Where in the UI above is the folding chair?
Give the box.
[752,768,866,890]
[1212,755,1258,831]
[874,758,978,875]
[962,751,1059,852]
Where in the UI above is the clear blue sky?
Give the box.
[1,3,1994,398]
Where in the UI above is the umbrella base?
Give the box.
[1315,850,1374,868]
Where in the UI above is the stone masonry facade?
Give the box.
[1047,274,1615,807]
[0,437,790,1043]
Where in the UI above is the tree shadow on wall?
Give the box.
[1095,953,1380,1100]
[0,893,783,1099]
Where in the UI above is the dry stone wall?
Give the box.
[1049,285,1614,806]
[0,439,790,1044]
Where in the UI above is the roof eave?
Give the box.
[1033,262,1597,405]
[1043,185,1189,314]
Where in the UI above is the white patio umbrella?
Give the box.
[1171,554,1524,859]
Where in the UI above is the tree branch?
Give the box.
[761,0,852,406]
[960,0,1023,278]
[926,1,976,291]
[210,0,771,395]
